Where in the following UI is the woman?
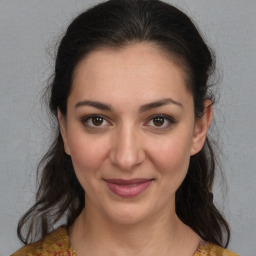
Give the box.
[12,0,238,255]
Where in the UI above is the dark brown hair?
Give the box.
[18,0,230,247]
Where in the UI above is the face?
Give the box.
[59,43,211,225]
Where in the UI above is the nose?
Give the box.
[109,124,146,171]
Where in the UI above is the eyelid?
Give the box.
[81,114,175,130]
[82,114,112,128]
[144,114,176,128]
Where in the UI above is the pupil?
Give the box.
[92,116,103,126]
[153,117,164,126]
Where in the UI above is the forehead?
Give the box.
[69,43,192,109]
[74,43,186,79]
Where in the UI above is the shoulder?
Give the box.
[194,243,239,256]
[11,226,73,256]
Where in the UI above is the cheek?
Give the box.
[67,132,110,179]
[148,132,193,187]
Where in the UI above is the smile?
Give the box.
[104,179,154,198]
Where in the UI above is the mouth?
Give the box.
[103,178,154,198]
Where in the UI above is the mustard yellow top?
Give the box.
[12,226,239,256]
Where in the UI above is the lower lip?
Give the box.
[105,180,153,198]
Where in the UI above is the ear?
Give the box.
[57,108,70,155]
[190,100,213,156]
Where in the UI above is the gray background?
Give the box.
[0,1,255,255]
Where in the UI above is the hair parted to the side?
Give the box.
[17,0,230,247]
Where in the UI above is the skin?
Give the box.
[58,43,212,256]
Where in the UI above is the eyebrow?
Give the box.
[75,100,112,111]
[75,98,183,112]
[139,98,183,112]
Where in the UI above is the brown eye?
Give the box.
[146,114,175,129]
[82,115,110,129]
[91,116,104,126]
[152,116,165,126]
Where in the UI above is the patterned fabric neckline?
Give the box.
[11,225,239,256]
[61,226,238,256]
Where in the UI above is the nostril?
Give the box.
[110,147,145,171]
[109,128,146,170]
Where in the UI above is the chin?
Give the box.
[101,200,156,226]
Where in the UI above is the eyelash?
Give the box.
[81,114,176,129]
[82,114,111,129]
[145,114,176,129]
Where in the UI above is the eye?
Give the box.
[145,114,175,129]
[82,115,111,128]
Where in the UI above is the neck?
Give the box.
[69,199,200,256]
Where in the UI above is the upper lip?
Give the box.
[104,178,153,185]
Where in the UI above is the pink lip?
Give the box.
[104,179,153,198]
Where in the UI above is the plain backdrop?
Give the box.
[1,1,255,255]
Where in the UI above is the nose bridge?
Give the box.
[110,121,145,170]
